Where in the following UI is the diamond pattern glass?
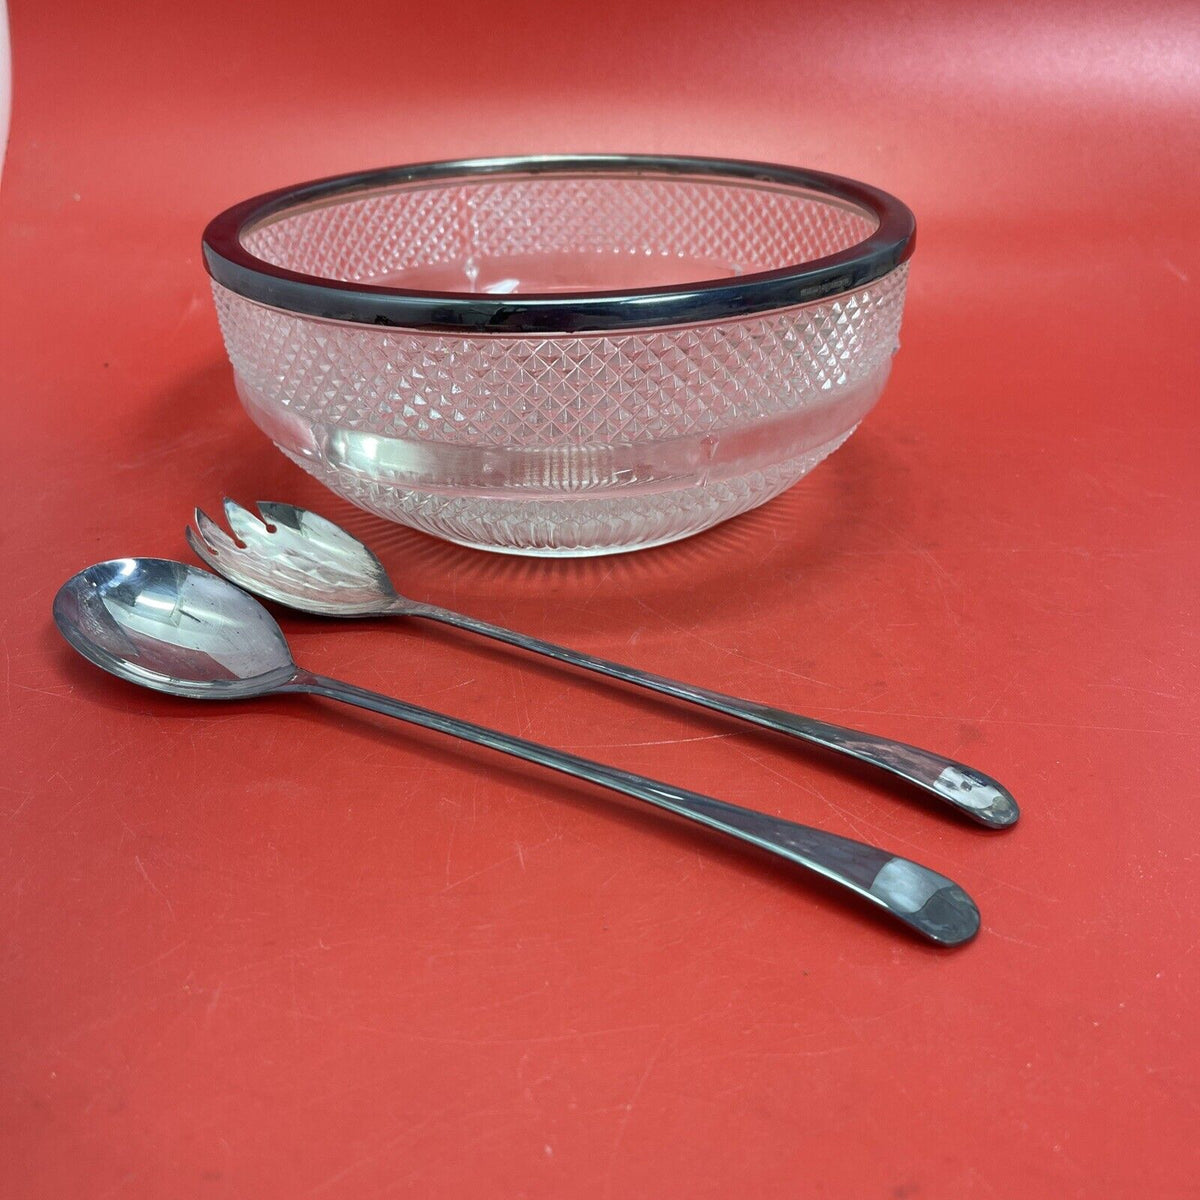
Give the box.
[243,175,878,285]
[212,170,910,555]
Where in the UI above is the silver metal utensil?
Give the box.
[54,558,981,945]
[188,500,1019,829]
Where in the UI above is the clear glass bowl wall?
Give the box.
[211,171,910,556]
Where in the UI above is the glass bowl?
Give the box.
[203,155,915,556]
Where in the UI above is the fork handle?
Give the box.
[288,670,980,945]
[401,603,1017,828]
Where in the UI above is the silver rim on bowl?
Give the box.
[202,154,916,334]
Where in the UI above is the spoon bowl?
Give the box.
[53,558,297,698]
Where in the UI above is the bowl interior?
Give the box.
[240,169,880,297]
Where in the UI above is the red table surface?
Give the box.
[2,1,1198,1196]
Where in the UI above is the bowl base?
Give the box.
[278,429,854,557]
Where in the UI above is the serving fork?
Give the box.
[188,500,1018,829]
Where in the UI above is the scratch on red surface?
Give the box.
[442,835,562,894]
[726,740,880,846]
[1163,258,1190,283]
[566,731,736,749]
[602,1031,671,1199]
[204,983,223,1024]
[132,855,175,918]
[643,600,836,687]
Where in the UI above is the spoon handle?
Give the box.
[399,604,1017,829]
[289,669,979,946]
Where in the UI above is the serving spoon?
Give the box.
[188,500,1018,829]
[53,558,981,945]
